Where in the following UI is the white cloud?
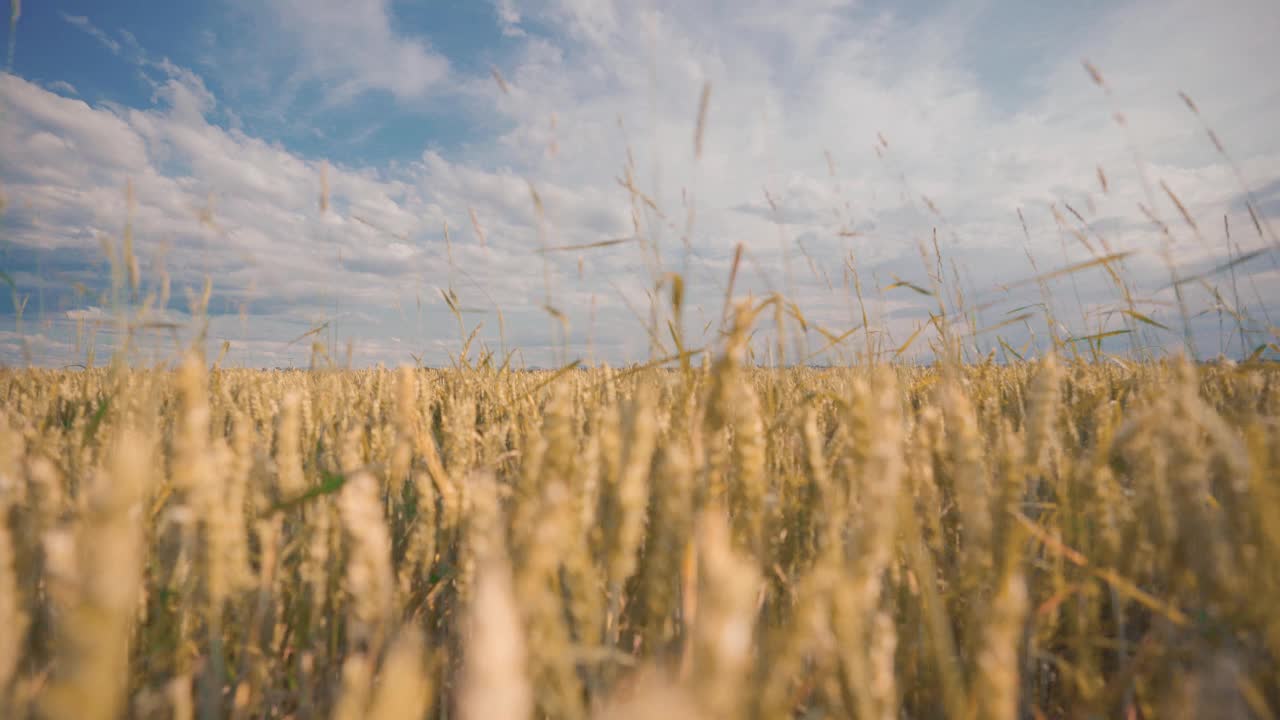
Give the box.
[46,80,78,96]
[59,13,122,55]
[251,0,451,104]
[0,64,592,366]
[64,306,107,321]
[495,0,527,37]
[4,0,1280,366]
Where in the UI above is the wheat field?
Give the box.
[1,303,1278,718]
[4,0,1280,716]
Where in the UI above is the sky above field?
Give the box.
[2,0,1279,367]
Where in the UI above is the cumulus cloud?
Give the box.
[0,61,605,366]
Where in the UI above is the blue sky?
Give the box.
[2,0,1279,367]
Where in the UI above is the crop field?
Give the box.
[1,318,1278,718]
[3,3,1280,718]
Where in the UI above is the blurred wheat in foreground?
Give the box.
[1,349,1278,719]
